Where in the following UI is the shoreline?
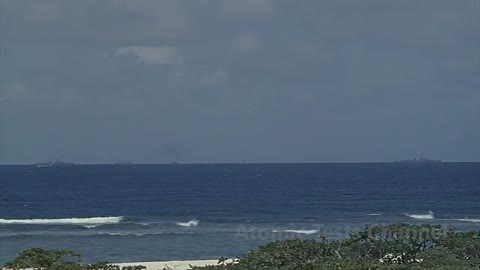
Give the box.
[117,259,235,270]
[2,260,226,270]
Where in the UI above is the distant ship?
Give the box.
[34,161,75,167]
[114,161,133,165]
[168,161,181,165]
[394,156,442,163]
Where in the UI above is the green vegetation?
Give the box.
[192,224,480,270]
[2,224,480,269]
[2,248,145,270]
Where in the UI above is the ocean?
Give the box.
[1,163,479,264]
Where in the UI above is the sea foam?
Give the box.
[453,218,480,223]
[0,216,124,225]
[405,211,434,220]
[273,229,318,235]
[176,219,199,227]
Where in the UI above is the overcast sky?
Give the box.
[0,0,479,164]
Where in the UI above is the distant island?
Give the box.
[33,161,75,167]
[394,155,442,163]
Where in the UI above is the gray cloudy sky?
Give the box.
[0,0,479,164]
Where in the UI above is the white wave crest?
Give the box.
[453,218,480,223]
[176,219,199,227]
[83,225,100,229]
[273,229,318,235]
[366,213,383,216]
[405,211,434,220]
[100,232,182,237]
[100,232,140,236]
[0,216,124,225]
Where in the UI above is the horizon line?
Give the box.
[2,161,480,166]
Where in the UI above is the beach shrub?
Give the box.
[192,224,480,270]
[343,223,443,260]
[438,227,480,260]
[4,224,480,270]
[3,248,82,269]
[2,249,146,270]
[238,239,339,268]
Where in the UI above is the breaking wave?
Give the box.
[0,231,194,238]
[176,219,199,227]
[273,229,318,235]
[452,218,480,223]
[83,225,100,229]
[98,232,168,237]
[405,211,434,220]
[0,216,124,225]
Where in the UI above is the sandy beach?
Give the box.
[117,259,232,270]
[2,260,225,270]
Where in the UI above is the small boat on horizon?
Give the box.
[114,161,133,165]
[394,155,442,163]
[168,161,182,165]
[33,161,75,167]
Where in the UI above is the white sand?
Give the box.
[117,259,234,270]
[2,259,233,270]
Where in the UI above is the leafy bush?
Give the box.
[2,248,146,270]
[344,224,443,260]
[238,239,337,268]
[439,228,480,260]
[3,224,480,270]
[3,248,82,269]
[192,224,480,270]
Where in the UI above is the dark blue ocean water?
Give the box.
[1,163,480,264]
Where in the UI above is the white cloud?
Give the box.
[109,0,187,21]
[164,67,229,91]
[0,82,86,108]
[115,46,182,65]
[201,69,229,88]
[231,33,263,53]
[218,0,275,20]
[468,91,480,107]
[0,82,32,103]
[2,0,192,43]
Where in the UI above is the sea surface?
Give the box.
[1,163,480,264]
